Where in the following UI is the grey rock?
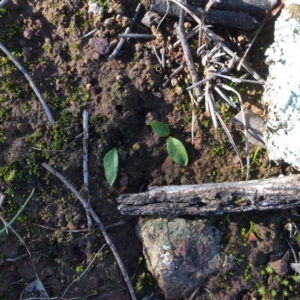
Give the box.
[141,11,161,28]
[137,218,232,299]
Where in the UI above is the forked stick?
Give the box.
[0,42,55,125]
[42,163,137,300]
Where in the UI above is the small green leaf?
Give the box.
[150,122,170,137]
[167,137,188,166]
[104,146,119,186]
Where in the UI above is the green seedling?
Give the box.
[242,220,262,240]
[248,146,261,170]
[103,146,119,187]
[0,189,35,235]
[150,122,188,166]
[258,286,266,297]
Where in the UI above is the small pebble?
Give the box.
[91,86,101,96]
[82,75,92,84]
[132,142,141,151]
[23,29,34,40]
[91,52,100,60]
[33,64,46,80]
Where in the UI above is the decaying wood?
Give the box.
[117,175,300,216]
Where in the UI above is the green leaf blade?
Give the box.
[104,146,119,186]
[150,122,170,137]
[167,137,188,166]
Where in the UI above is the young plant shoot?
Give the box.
[150,121,188,166]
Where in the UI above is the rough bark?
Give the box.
[188,0,277,14]
[117,175,300,216]
[151,0,278,31]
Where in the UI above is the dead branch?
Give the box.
[117,175,300,216]
[42,163,137,300]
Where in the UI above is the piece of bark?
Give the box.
[117,175,300,216]
[188,0,277,14]
[151,0,260,30]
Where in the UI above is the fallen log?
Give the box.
[117,175,300,216]
[151,0,260,31]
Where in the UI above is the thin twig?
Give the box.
[0,0,8,8]
[0,42,55,125]
[217,83,249,180]
[186,74,215,90]
[152,45,162,64]
[212,73,261,84]
[35,220,125,232]
[162,64,184,88]
[160,48,166,72]
[175,22,201,98]
[215,108,243,172]
[108,3,142,61]
[0,253,28,265]
[172,25,200,49]
[60,245,106,299]
[213,86,237,109]
[42,163,137,300]
[54,132,84,160]
[83,111,92,229]
[237,22,264,71]
[189,287,200,300]
[198,0,215,47]
[80,28,96,39]
[202,27,265,84]
[284,238,298,264]
[0,216,41,284]
[118,33,155,39]
[157,0,170,30]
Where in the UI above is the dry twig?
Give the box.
[60,245,106,298]
[108,3,142,61]
[42,163,137,300]
[0,42,55,125]
[0,0,8,8]
[83,111,92,228]
[175,22,201,98]
[0,216,45,293]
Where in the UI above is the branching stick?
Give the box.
[108,3,142,61]
[83,111,92,228]
[42,163,137,300]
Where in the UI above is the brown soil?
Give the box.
[0,0,300,299]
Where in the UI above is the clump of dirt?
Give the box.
[0,0,300,299]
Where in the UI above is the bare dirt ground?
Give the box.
[1,0,300,299]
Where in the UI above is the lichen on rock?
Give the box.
[137,218,233,299]
[262,0,300,169]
